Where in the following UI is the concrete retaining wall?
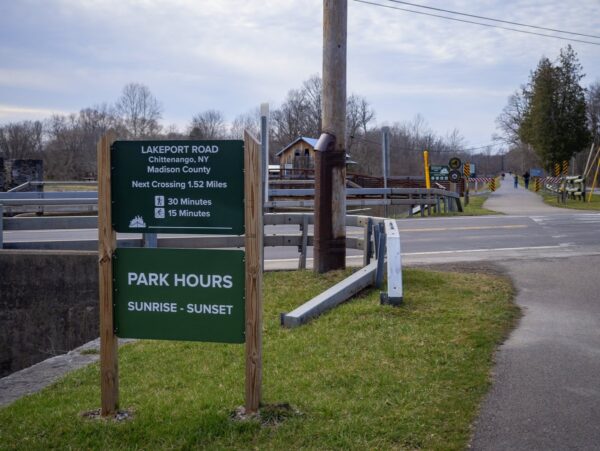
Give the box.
[0,250,98,377]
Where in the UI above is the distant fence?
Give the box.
[542,176,586,202]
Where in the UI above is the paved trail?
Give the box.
[484,177,586,215]
[471,180,600,450]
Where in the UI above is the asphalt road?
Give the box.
[3,182,600,449]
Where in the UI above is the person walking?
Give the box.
[513,174,519,188]
[523,171,530,189]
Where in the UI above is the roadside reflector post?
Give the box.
[423,150,431,190]
[463,163,470,206]
[380,219,403,306]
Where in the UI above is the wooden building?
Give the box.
[276,136,356,178]
[276,137,318,175]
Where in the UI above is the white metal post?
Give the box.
[381,219,403,306]
[382,126,389,217]
[260,103,269,207]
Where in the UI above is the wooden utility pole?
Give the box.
[315,0,347,273]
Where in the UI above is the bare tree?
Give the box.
[43,105,123,179]
[272,75,376,153]
[229,108,260,140]
[301,75,322,135]
[0,121,43,160]
[115,82,163,138]
[587,80,600,145]
[188,110,228,139]
[271,88,317,148]
[346,94,375,150]
[495,90,528,146]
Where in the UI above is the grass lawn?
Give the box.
[44,183,97,192]
[539,191,600,211]
[0,268,518,450]
[460,194,499,216]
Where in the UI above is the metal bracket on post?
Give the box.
[298,214,309,270]
[142,233,157,248]
[380,219,403,306]
[363,217,373,266]
[373,221,380,259]
[375,222,386,288]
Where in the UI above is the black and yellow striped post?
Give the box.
[534,177,541,192]
[554,162,561,177]
[562,160,569,176]
[489,177,496,192]
[463,162,470,205]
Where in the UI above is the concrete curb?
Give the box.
[0,338,133,408]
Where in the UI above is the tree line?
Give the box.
[3,46,597,182]
[495,45,600,175]
[0,77,479,180]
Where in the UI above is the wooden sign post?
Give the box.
[97,132,263,417]
[243,131,263,414]
[97,132,119,416]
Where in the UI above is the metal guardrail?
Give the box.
[543,176,586,203]
[0,212,377,259]
[0,186,462,216]
[1,206,403,329]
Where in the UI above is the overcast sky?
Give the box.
[1,0,599,150]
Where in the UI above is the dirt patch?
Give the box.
[231,403,302,427]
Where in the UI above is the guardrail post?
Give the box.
[298,214,308,270]
[373,221,381,259]
[375,223,386,288]
[363,216,373,266]
[380,219,403,306]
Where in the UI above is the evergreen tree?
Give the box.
[519,45,590,170]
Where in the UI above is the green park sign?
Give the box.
[113,248,245,343]
[429,165,450,181]
[111,140,244,235]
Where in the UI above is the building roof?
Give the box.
[275,137,318,156]
[275,136,356,164]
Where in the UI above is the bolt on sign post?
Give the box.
[97,133,263,417]
[423,150,431,189]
